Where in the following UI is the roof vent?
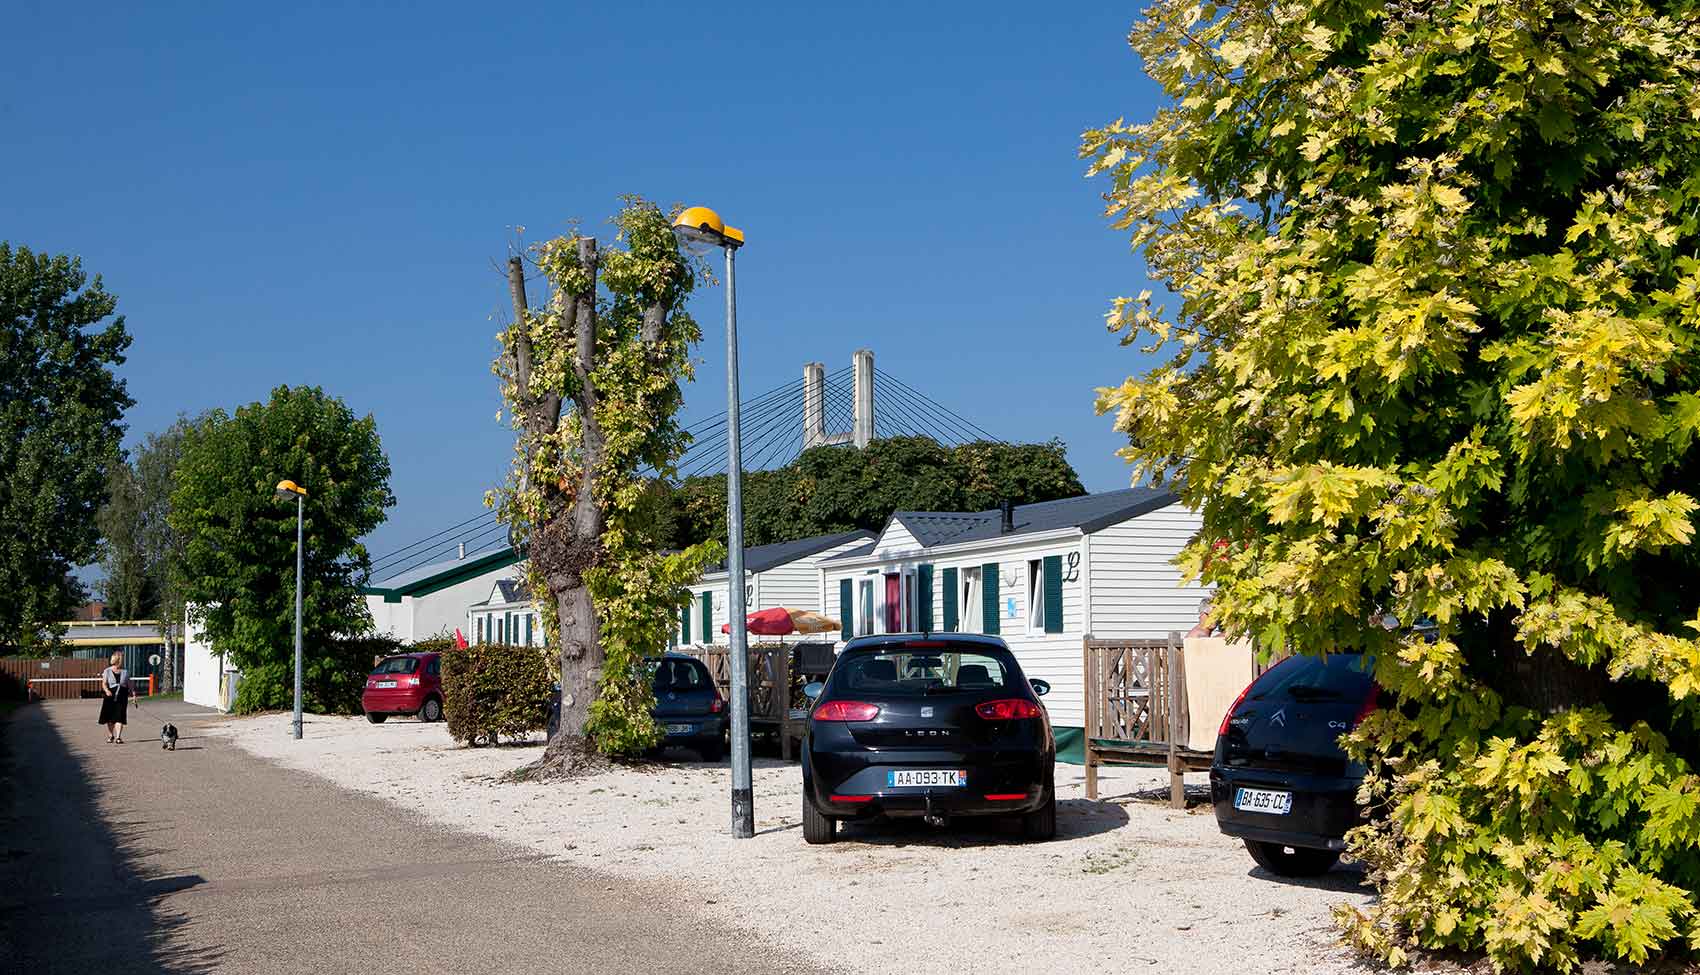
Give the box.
[458,542,466,560]
[1000,500,1015,534]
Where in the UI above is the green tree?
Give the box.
[0,244,132,644]
[662,437,1085,548]
[494,198,721,768]
[1086,0,1700,968]
[96,461,154,620]
[171,386,394,713]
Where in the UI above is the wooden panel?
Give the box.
[0,656,108,700]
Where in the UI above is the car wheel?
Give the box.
[699,738,724,762]
[1020,770,1057,842]
[1244,839,1340,877]
[365,712,387,724]
[802,788,837,845]
[420,696,443,722]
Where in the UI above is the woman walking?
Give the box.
[98,652,130,743]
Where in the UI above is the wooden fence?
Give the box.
[0,656,107,700]
[679,645,799,759]
[1081,633,1214,808]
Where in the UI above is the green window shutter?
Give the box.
[681,604,691,644]
[1043,555,1064,634]
[981,562,1000,635]
[941,567,959,632]
[839,579,853,639]
[917,565,934,632]
[702,590,713,641]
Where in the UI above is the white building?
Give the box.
[361,547,525,644]
[466,578,545,646]
[816,487,1206,735]
[677,530,876,645]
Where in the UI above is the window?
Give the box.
[834,648,1010,696]
[525,614,534,646]
[858,578,875,637]
[372,656,419,675]
[960,567,983,633]
[426,658,440,677]
[1027,560,1044,633]
[476,616,485,644]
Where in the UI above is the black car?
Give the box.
[649,654,727,761]
[545,653,727,761]
[800,633,1056,845]
[1210,652,1381,876]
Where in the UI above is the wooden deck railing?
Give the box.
[678,645,797,759]
[1081,633,1213,808]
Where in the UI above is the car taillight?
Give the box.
[710,698,724,714]
[1218,681,1254,737]
[1353,685,1381,728]
[975,699,1042,720]
[814,701,880,721]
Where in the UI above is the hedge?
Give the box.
[440,642,553,747]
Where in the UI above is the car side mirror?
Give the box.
[1029,678,1051,697]
[803,682,824,700]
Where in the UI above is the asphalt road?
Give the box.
[0,699,828,974]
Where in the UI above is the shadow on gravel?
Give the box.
[831,798,1130,848]
[1245,862,1373,894]
[0,703,225,975]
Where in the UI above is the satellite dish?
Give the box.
[148,654,162,667]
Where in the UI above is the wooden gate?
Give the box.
[0,656,107,700]
[680,645,797,759]
[1081,633,1213,808]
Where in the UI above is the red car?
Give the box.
[362,652,444,723]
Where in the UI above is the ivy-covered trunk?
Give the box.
[493,199,722,771]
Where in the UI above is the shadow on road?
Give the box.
[0,703,225,975]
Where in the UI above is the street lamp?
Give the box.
[673,205,754,840]
[274,479,308,740]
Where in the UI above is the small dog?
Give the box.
[160,723,178,751]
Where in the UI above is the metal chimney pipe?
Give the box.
[1000,500,1015,534]
[458,542,466,559]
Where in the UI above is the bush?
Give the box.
[441,643,553,746]
[232,635,402,715]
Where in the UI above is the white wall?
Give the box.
[1087,501,1206,639]
[182,609,231,711]
[366,562,525,644]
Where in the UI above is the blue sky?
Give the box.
[4,2,1167,574]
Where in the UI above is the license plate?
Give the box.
[887,769,967,788]
[1234,787,1293,815]
[665,723,694,734]
[375,681,396,689]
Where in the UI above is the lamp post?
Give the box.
[673,205,754,839]
[275,479,308,740]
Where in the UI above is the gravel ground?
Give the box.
[213,714,1377,974]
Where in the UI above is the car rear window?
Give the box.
[652,658,711,691]
[835,649,1010,696]
[1250,654,1374,703]
[372,657,419,675]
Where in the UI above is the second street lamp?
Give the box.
[274,479,308,740]
[673,205,754,839]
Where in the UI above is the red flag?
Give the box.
[454,627,468,649]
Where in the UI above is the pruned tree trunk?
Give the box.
[507,245,610,774]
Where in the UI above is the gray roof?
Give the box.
[61,623,169,644]
[470,579,528,607]
[707,529,878,575]
[828,486,1179,558]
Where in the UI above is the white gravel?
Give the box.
[211,713,1375,974]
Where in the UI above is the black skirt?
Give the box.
[97,690,130,724]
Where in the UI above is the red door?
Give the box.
[885,574,902,632]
